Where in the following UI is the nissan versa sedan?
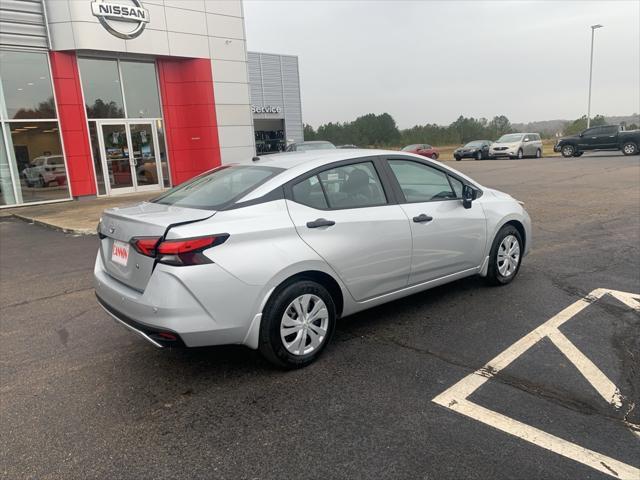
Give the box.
[95,150,531,368]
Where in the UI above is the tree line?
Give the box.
[303,112,636,147]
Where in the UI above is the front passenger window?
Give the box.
[388,160,455,202]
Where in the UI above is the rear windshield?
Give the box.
[153,165,282,210]
[297,142,335,151]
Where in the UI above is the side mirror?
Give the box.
[462,185,476,209]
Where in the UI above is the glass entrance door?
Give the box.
[97,121,162,194]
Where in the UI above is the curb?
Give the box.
[10,213,97,236]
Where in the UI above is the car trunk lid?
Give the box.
[98,202,214,291]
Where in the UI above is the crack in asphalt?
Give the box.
[351,331,640,433]
[2,286,94,309]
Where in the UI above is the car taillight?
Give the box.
[132,237,160,256]
[130,235,228,266]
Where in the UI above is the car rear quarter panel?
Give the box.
[165,199,354,317]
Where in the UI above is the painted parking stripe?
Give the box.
[433,288,640,480]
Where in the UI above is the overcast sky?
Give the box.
[244,0,640,128]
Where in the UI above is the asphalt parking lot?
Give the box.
[1,153,638,479]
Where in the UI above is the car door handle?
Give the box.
[306,218,335,228]
[413,213,433,223]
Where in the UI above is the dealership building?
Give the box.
[0,0,302,207]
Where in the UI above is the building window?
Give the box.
[120,61,161,118]
[78,58,125,119]
[0,51,56,119]
[0,50,70,207]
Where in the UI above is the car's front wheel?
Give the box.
[561,144,575,157]
[259,280,336,369]
[486,225,523,286]
[517,149,524,159]
[476,151,483,160]
[536,149,542,158]
[454,155,461,161]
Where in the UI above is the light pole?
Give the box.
[587,24,604,128]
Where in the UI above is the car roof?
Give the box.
[239,149,482,201]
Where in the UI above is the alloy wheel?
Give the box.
[497,234,521,277]
[280,294,329,356]
[623,144,636,155]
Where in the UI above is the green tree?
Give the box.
[303,124,316,140]
[564,115,606,135]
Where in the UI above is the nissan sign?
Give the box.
[91,0,149,39]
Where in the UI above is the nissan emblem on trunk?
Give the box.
[91,0,150,40]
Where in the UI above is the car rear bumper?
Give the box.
[94,253,263,348]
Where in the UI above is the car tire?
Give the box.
[259,280,336,369]
[454,155,461,161]
[517,149,524,159]
[486,225,523,286]
[561,145,575,157]
[536,149,542,158]
[622,141,638,156]
[431,153,438,160]
[476,151,483,161]
[37,175,46,188]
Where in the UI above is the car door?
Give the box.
[595,126,619,148]
[383,157,487,284]
[577,128,595,150]
[285,159,412,301]
[523,135,535,156]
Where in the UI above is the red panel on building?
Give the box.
[49,51,96,197]
[157,58,221,185]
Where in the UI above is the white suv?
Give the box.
[490,133,543,159]
[22,155,67,187]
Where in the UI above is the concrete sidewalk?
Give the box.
[0,192,157,235]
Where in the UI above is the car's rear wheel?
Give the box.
[259,280,336,369]
[476,151,483,160]
[561,145,575,157]
[486,225,523,286]
[517,149,524,159]
[622,141,638,156]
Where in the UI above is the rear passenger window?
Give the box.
[292,176,328,209]
[388,160,455,202]
[319,162,387,209]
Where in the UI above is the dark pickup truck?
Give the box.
[554,125,640,157]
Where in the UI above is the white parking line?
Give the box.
[433,288,640,480]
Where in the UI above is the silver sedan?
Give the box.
[95,149,531,368]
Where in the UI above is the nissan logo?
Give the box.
[91,0,149,40]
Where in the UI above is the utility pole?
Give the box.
[587,24,604,128]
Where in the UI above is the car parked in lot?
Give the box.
[402,144,439,159]
[95,149,531,368]
[454,140,492,161]
[489,133,543,159]
[554,125,640,157]
[286,141,336,152]
[21,154,67,187]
